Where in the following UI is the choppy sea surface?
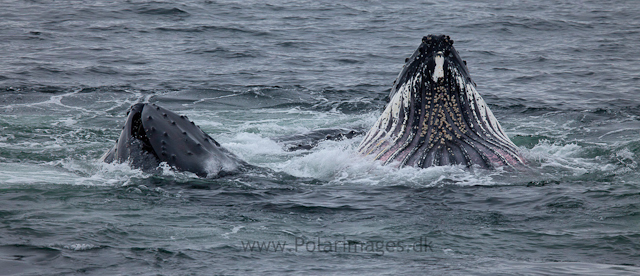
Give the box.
[1,0,640,275]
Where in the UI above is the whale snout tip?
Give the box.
[417,35,457,64]
[422,34,454,46]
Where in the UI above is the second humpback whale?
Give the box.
[357,35,526,169]
[101,103,246,177]
[102,35,525,176]
[101,103,359,177]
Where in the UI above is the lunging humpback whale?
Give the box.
[357,35,526,169]
[101,103,246,177]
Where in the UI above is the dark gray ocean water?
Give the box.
[1,0,640,275]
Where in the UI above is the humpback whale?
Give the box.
[357,35,526,169]
[101,103,361,177]
[101,103,245,177]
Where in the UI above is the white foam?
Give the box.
[272,137,501,187]
[221,225,245,239]
[278,141,358,179]
[522,140,611,176]
[64,244,98,251]
[615,148,635,162]
[0,159,138,187]
[52,117,78,127]
[204,155,241,177]
[158,162,178,177]
[527,140,582,159]
[223,132,286,159]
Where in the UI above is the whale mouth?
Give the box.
[357,35,525,169]
[129,108,158,159]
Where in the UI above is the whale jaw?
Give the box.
[357,35,526,170]
[102,103,244,177]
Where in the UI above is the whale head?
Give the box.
[102,103,244,177]
[358,35,526,169]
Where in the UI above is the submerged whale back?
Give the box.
[358,35,525,169]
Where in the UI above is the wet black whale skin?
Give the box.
[102,103,244,177]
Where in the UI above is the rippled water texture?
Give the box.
[1,0,640,275]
